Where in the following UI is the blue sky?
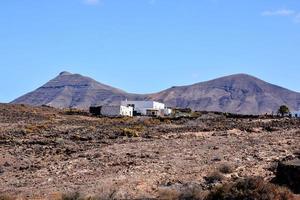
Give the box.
[0,0,300,103]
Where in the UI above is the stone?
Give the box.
[276,159,300,194]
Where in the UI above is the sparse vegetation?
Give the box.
[278,105,290,117]
[61,192,83,200]
[63,108,90,116]
[0,104,299,199]
[159,185,205,200]
[205,177,295,200]
[120,127,140,137]
[205,171,225,184]
[218,163,235,174]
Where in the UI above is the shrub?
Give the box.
[61,192,82,200]
[63,109,89,116]
[263,126,278,132]
[218,163,235,174]
[59,191,117,200]
[206,177,295,200]
[159,189,180,200]
[159,186,206,200]
[277,105,290,117]
[120,128,140,137]
[22,123,49,134]
[205,171,225,184]
[143,118,161,126]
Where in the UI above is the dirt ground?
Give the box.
[0,104,299,199]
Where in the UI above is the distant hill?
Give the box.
[148,74,300,114]
[11,72,300,114]
[11,71,143,109]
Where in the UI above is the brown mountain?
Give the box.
[11,72,300,114]
[11,71,143,109]
[148,74,300,114]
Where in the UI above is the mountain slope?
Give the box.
[12,72,300,114]
[148,74,300,114]
[12,71,143,109]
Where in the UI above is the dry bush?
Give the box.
[131,124,145,132]
[263,126,278,132]
[63,109,89,116]
[159,186,206,200]
[60,192,97,200]
[113,116,135,125]
[178,187,205,200]
[191,111,203,118]
[120,128,140,137]
[205,177,295,200]
[159,188,180,200]
[61,192,83,200]
[218,163,235,174]
[205,171,225,184]
[143,118,161,126]
[116,124,145,137]
[22,123,49,134]
[59,191,117,200]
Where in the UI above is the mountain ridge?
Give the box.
[11,71,300,114]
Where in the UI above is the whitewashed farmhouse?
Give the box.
[121,100,172,116]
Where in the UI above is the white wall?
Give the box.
[120,106,133,117]
[153,101,165,110]
[101,105,133,117]
[164,108,172,116]
[121,101,165,115]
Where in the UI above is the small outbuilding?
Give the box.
[89,105,133,117]
[89,106,102,116]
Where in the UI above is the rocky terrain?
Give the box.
[12,72,300,114]
[0,104,299,199]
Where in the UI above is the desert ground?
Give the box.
[0,104,299,199]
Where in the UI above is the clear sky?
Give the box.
[0,0,300,103]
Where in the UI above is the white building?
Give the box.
[121,100,170,116]
[291,111,300,118]
[164,108,173,116]
[100,105,133,117]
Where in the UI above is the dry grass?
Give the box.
[120,127,140,137]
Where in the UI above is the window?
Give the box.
[128,104,135,109]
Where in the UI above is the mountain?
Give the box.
[12,72,300,114]
[11,71,143,109]
[148,74,300,114]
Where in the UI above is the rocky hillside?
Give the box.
[12,72,300,114]
[148,74,300,114]
[12,72,143,109]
